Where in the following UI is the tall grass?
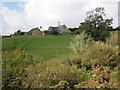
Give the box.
[106,33,118,46]
[70,31,94,54]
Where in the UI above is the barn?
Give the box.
[28,27,43,35]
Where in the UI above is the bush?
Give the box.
[76,66,112,88]
[2,49,40,88]
[69,55,82,68]
[109,66,120,88]
[81,42,119,68]
[75,65,120,88]
[22,59,92,88]
[61,55,82,68]
[22,60,78,88]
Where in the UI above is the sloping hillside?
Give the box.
[2,35,74,60]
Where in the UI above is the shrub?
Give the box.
[62,55,82,68]
[81,42,119,68]
[69,55,82,68]
[109,66,120,88]
[75,65,120,88]
[22,59,92,88]
[22,60,79,88]
[70,31,94,54]
[76,66,112,88]
[2,49,40,88]
[77,67,92,82]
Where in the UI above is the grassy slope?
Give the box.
[2,35,74,61]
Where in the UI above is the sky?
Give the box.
[0,0,120,35]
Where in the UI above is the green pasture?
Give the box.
[2,35,74,61]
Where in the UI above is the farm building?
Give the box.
[48,25,70,34]
[14,27,43,36]
[48,27,58,32]
[58,25,71,34]
[28,27,43,35]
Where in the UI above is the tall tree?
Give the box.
[80,7,113,41]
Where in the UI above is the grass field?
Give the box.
[2,31,119,61]
[2,35,74,61]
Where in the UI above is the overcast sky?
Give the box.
[0,0,119,35]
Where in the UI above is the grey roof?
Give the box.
[28,27,40,32]
[60,25,67,28]
[48,27,58,31]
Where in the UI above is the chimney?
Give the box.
[40,26,42,29]
[58,21,60,27]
